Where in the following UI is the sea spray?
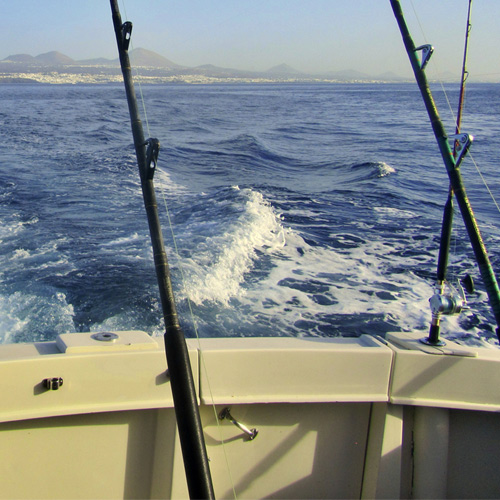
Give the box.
[182,187,285,304]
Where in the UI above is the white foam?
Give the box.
[182,188,285,305]
[12,248,31,259]
[0,293,29,344]
[170,185,444,337]
[377,162,396,177]
[101,232,140,247]
[155,167,189,196]
[89,312,163,337]
[228,227,435,336]
[0,291,75,344]
[0,216,39,241]
[373,206,417,219]
[5,238,74,275]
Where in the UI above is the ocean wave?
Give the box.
[0,290,75,344]
[179,187,286,305]
[100,232,141,247]
[0,216,38,240]
[1,83,498,345]
[373,206,418,220]
[170,185,435,338]
[350,161,396,179]
[171,133,301,175]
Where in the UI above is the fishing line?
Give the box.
[118,0,235,495]
[410,0,500,222]
[156,168,238,499]
[468,153,500,214]
[413,0,500,220]
[407,0,463,123]
[409,0,428,43]
[119,0,152,138]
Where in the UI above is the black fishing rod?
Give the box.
[455,0,472,136]
[430,0,473,344]
[109,2,215,498]
[390,0,500,343]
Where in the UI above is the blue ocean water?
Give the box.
[0,82,499,346]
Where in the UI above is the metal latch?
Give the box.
[219,407,258,441]
[43,377,63,391]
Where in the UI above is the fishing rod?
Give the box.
[390,0,500,343]
[109,2,215,498]
[430,0,473,345]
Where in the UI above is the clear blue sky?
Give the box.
[1,1,499,79]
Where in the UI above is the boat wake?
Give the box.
[179,186,286,305]
[166,185,434,339]
[0,83,499,347]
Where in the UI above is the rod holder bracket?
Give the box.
[219,407,258,441]
[121,21,133,51]
[415,44,434,70]
[450,133,473,168]
[144,138,160,179]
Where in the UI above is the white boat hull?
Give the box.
[0,331,499,499]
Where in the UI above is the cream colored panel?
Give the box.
[193,336,393,404]
[0,410,169,500]
[446,409,500,499]
[202,402,370,499]
[56,330,159,353]
[387,332,500,411]
[362,403,405,499]
[0,332,194,423]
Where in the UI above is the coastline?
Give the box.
[0,71,409,85]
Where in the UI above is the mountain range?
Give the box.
[0,48,463,83]
[0,48,416,82]
[2,48,181,70]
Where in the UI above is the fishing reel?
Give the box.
[429,286,464,316]
[422,276,473,347]
[429,275,473,317]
